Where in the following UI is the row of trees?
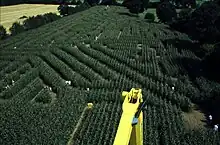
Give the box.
[0,0,80,6]
[57,1,91,16]
[122,0,197,14]
[156,0,220,125]
[169,0,220,44]
[0,13,61,40]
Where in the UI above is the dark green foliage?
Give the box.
[9,22,25,36]
[169,8,192,33]
[182,129,220,144]
[215,0,220,5]
[122,0,132,8]
[129,4,144,14]
[34,88,52,104]
[194,77,220,124]
[145,12,155,21]
[179,0,196,8]
[178,8,192,19]
[100,0,117,5]
[186,1,220,44]
[203,45,220,82]
[9,13,60,36]
[0,0,82,6]
[171,1,220,44]
[58,4,69,16]
[123,0,148,10]
[0,87,86,145]
[0,6,220,144]
[0,61,25,78]
[71,102,121,145]
[85,0,99,6]
[124,0,146,14]
[58,2,91,16]
[148,1,160,8]
[156,1,177,23]
[0,63,31,93]
[23,15,47,30]
[160,0,196,8]
[42,12,61,23]
[0,25,7,40]
[76,0,82,5]
[216,15,220,30]
[23,13,60,30]
[143,0,149,9]
[0,69,39,100]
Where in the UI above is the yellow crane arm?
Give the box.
[113,88,144,145]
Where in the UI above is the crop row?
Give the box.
[0,11,85,50]
[143,101,184,145]
[78,44,191,110]
[0,87,87,145]
[0,61,10,71]
[72,102,121,145]
[142,88,191,111]
[60,44,120,81]
[90,76,140,91]
[40,52,91,87]
[159,57,182,77]
[0,63,32,92]
[77,44,146,85]
[91,43,146,75]
[38,58,67,93]
[50,47,104,82]
[85,88,122,103]
[91,41,162,80]
[0,61,25,78]
[31,87,53,105]
[0,68,38,100]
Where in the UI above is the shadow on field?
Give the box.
[161,38,204,79]
[175,58,220,128]
[162,38,220,127]
[162,38,206,58]
[175,57,203,80]
[163,38,220,83]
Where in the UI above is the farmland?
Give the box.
[0,4,58,31]
[0,5,220,145]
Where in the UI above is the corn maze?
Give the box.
[0,5,219,145]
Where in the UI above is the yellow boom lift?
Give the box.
[87,88,145,145]
[113,88,146,145]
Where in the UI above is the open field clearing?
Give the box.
[182,104,206,130]
[0,5,219,145]
[0,4,58,31]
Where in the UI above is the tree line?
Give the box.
[0,0,80,6]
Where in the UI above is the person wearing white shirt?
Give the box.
[208,115,213,125]
[209,115,212,121]
[214,124,218,131]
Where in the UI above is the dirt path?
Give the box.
[67,104,92,145]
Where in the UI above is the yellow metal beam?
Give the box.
[130,111,143,145]
[113,88,143,145]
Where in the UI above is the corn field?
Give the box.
[0,5,219,145]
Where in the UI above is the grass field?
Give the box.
[183,104,206,130]
[0,4,58,31]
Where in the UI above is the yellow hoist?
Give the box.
[87,88,145,145]
[113,88,144,145]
